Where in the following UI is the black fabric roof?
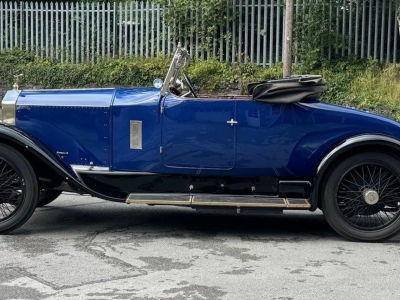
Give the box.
[248,75,327,103]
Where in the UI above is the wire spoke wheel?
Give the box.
[337,163,400,231]
[0,145,38,233]
[322,152,400,242]
[0,158,26,221]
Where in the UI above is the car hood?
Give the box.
[11,87,161,168]
[15,87,161,108]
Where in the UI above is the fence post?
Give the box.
[283,0,293,77]
[394,4,398,63]
[14,1,18,48]
[20,1,24,49]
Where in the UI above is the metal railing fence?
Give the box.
[0,1,399,65]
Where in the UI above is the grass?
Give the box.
[348,64,400,120]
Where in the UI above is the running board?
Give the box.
[125,194,310,209]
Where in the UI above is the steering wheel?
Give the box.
[182,72,199,98]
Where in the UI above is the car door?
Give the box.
[161,94,237,169]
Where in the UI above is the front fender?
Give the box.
[0,123,122,202]
[310,134,400,211]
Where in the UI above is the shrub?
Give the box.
[2,49,400,121]
[0,50,170,89]
[348,64,400,120]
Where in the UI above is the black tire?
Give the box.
[0,144,38,233]
[322,152,400,242]
[37,190,62,207]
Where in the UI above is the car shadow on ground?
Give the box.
[16,201,350,242]
[13,197,400,243]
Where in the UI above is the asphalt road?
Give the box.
[1,194,400,300]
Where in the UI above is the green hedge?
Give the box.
[1,49,400,121]
[0,49,172,89]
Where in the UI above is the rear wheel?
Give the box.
[37,190,62,207]
[322,152,400,242]
[0,145,38,233]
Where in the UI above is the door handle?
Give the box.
[227,119,238,126]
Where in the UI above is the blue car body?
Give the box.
[2,45,400,241]
[11,87,400,178]
[3,84,400,205]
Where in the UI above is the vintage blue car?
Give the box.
[1,45,400,242]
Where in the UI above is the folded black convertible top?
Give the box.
[248,75,326,103]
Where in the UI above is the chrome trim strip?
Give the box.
[1,90,19,125]
[126,193,191,205]
[279,180,312,186]
[82,171,155,175]
[17,104,110,108]
[71,165,109,172]
[191,194,286,204]
[317,135,400,173]
[128,199,192,205]
[192,199,287,208]
[70,165,156,181]
[23,88,115,91]
[88,171,154,175]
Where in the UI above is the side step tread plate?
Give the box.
[126,193,310,209]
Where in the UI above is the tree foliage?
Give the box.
[294,1,345,69]
[397,5,400,38]
[153,0,230,52]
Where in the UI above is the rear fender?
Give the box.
[311,134,400,211]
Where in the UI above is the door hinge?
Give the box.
[160,147,163,153]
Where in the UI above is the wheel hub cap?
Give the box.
[363,189,379,205]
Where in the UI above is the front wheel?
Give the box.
[0,145,38,233]
[322,152,400,242]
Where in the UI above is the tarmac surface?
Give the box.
[1,193,400,300]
